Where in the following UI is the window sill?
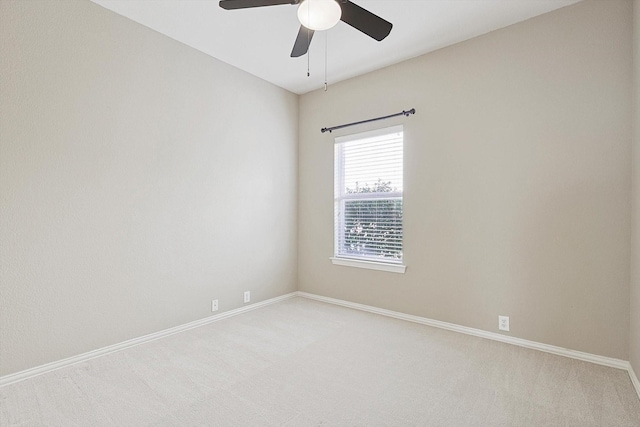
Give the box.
[330,257,406,274]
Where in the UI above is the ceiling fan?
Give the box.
[219,0,393,57]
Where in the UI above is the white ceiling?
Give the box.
[90,0,582,94]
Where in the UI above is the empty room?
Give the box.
[1,0,640,425]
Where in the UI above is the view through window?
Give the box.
[334,125,403,264]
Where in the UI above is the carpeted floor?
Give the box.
[1,296,639,426]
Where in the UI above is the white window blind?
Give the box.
[334,125,403,264]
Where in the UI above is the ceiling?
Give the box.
[90,0,582,95]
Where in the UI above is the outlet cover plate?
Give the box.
[499,315,510,332]
[243,291,250,303]
[212,299,218,312]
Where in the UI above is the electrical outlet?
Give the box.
[498,315,510,332]
[211,299,218,312]
[243,291,250,303]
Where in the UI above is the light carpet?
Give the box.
[1,297,639,426]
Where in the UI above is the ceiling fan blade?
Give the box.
[339,1,392,41]
[219,0,296,10]
[291,25,314,57]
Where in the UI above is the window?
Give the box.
[332,125,405,273]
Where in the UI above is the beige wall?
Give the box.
[299,0,633,360]
[632,0,640,375]
[0,0,298,376]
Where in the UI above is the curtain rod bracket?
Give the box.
[321,108,415,133]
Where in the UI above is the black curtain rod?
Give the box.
[321,108,416,134]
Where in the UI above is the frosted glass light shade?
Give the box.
[297,0,342,31]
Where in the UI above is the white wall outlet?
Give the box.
[211,299,218,312]
[243,291,250,303]
[498,315,510,332]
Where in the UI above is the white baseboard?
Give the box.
[4,290,638,402]
[0,292,297,388]
[298,291,640,401]
[296,292,629,371]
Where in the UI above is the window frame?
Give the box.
[331,125,406,274]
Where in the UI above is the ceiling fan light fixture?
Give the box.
[297,0,341,31]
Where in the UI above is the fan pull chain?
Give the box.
[324,31,328,91]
